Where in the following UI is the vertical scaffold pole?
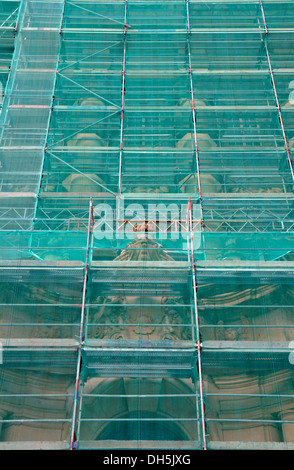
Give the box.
[259,0,269,36]
[259,0,294,185]
[118,0,130,222]
[70,198,94,450]
[186,0,204,231]
[0,2,23,113]
[0,2,25,141]
[59,0,66,35]
[188,196,207,450]
[30,0,66,234]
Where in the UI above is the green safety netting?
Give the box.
[0,0,293,451]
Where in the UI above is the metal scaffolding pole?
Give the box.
[69,197,94,450]
[259,0,294,185]
[118,0,130,219]
[188,196,207,450]
[22,0,65,239]
[185,0,204,231]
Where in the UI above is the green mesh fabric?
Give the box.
[0,0,293,451]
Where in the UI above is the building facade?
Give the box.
[0,0,293,450]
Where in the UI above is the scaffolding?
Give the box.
[0,0,293,450]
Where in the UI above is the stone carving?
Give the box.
[67,132,105,148]
[62,172,105,193]
[90,293,191,342]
